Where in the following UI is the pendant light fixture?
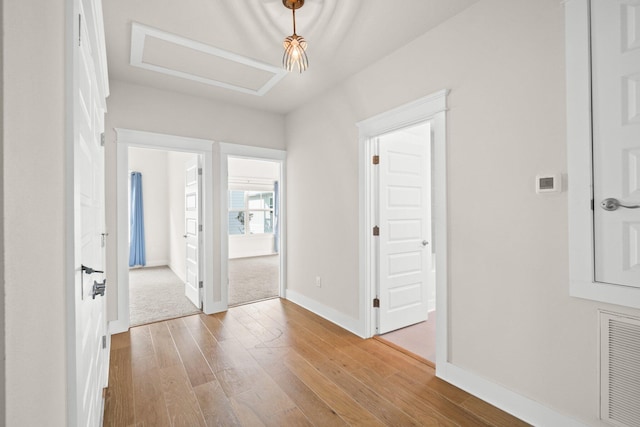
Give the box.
[282,0,308,73]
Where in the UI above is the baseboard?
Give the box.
[285,289,363,337]
[284,290,585,426]
[148,260,169,267]
[129,260,168,269]
[108,319,128,335]
[437,362,586,427]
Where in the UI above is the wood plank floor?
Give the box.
[103,298,529,426]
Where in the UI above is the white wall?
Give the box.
[105,80,285,320]
[128,147,170,267]
[285,0,640,425]
[228,157,280,180]
[127,148,196,277]
[3,0,68,425]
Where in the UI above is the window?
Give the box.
[228,190,274,235]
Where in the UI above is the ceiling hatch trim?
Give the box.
[130,22,287,96]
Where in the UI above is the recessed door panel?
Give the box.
[388,252,422,278]
[388,283,422,311]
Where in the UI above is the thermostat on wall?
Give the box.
[536,174,561,194]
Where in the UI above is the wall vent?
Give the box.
[600,311,640,427]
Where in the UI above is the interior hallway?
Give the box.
[103,299,526,426]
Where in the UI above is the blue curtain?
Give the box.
[129,172,146,267]
[274,181,280,253]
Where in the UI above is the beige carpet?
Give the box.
[129,266,201,327]
[378,312,436,365]
[228,254,280,306]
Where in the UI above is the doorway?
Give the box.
[357,90,449,371]
[113,129,215,334]
[127,146,202,326]
[217,143,286,310]
[371,122,436,364]
[227,157,282,306]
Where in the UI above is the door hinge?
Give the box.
[198,168,203,175]
[198,224,203,232]
[102,335,107,349]
[373,226,379,236]
[78,14,82,46]
[199,281,203,289]
[591,199,594,210]
[372,155,380,165]
[100,133,105,147]
[373,298,380,308]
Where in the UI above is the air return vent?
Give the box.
[600,311,640,427]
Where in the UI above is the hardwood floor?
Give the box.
[103,298,528,426]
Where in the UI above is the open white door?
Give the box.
[592,0,640,288]
[72,1,109,425]
[377,123,432,334]
[184,157,202,308]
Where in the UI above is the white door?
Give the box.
[593,0,640,287]
[377,123,432,334]
[73,2,108,425]
[184,157,202,308]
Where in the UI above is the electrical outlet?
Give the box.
[315,276,322,288]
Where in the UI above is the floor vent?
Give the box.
[600,311,640,427]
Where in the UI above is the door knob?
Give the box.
[183,234,188,238]
[421,240,429,247]
[82,265,103,275]
[91,279,106,299]
[601,198,640,211]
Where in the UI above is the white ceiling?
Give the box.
[103,0,479,114]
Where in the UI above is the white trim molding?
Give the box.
[437,363,586,427]
[130,22,287,97]
[565,0,640,309]
[111,128,216,334]
[285,290,362,337]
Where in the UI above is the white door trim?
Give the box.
[218,143,287,308]
[357,90,449,370]
[111,128,216,334]
[566,0,640,308]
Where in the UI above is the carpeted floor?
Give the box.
[378,312,437,365]
[129,266,201,327]
[228,254,280,306]
[129,255,280,325]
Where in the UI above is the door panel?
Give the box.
[74,2,107,425]
[378,123,432,334]
[185,157,202,308]
[593,0,640,287]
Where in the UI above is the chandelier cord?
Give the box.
[292,6,297,35]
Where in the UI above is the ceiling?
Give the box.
[103,0,479,114]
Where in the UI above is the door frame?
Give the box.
[218,143,287,308]
[565,0,640,309]
[357,90,448,369]
[111,128,216,333]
